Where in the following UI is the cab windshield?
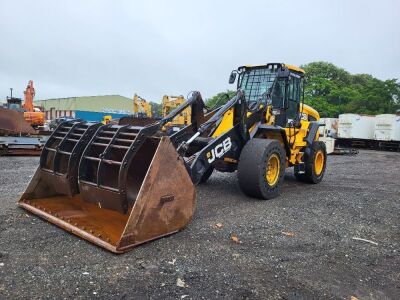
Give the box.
[238,68,277,104]
[8,103,21,110]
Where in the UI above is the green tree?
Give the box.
[301,61,400,117]
[149,101,162,118]
[205,90,236,109]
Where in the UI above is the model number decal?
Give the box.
[300,112,308,120]
[207,137,232,163]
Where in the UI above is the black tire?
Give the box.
[294,141,327,184]
[199,166,214,183]
[237,139,286,199]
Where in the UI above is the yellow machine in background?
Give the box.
[133,94,152,118]
[162,95,190,132]
[102,115,112,124]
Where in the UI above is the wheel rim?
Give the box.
[314,150,324,176]
[266,153,280,186]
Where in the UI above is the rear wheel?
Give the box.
[295,141,327,183]
[238,139,286,199]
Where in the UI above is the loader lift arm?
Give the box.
[177,90,267,184]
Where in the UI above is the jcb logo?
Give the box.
[207,137,232,164]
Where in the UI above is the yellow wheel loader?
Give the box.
[101,115,112,124]
[133,94,152,118]
[162,95,190,134]
[18,63,326,253]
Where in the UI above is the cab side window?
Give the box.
[286,76,301,122]
[271,79,285,108]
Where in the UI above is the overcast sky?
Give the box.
[1,0,399,102]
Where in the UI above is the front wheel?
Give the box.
[295,141,327,184]
[237,139,286,199]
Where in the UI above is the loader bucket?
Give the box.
[18,123,196,253]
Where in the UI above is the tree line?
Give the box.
[205,62,400,117]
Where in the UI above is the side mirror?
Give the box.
[228,71,237,84]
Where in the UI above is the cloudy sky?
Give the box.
[0,0,399,102]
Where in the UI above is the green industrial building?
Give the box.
[35,95,133,121]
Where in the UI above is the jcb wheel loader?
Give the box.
[18,63,326,253]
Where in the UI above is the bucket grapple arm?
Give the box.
[18,93,210,253]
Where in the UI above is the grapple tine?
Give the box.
[39,121,102,196]
[78,124,160,213]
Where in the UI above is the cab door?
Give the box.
[270,72,302,127]
[286,73,302,124]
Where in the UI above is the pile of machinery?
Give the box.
[18,63,327,253]
[0,81,49,155]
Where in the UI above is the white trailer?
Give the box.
[373,114,400,150]
[318,118,337,154]
[319,118,338,138]
[374,114,400,141]
[338,114,375,140]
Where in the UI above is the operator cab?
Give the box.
[6,97,23,111]
[229,63,305,127]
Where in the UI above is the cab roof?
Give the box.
[239,63,305,74]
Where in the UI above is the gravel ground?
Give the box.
[0,150,399,299]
